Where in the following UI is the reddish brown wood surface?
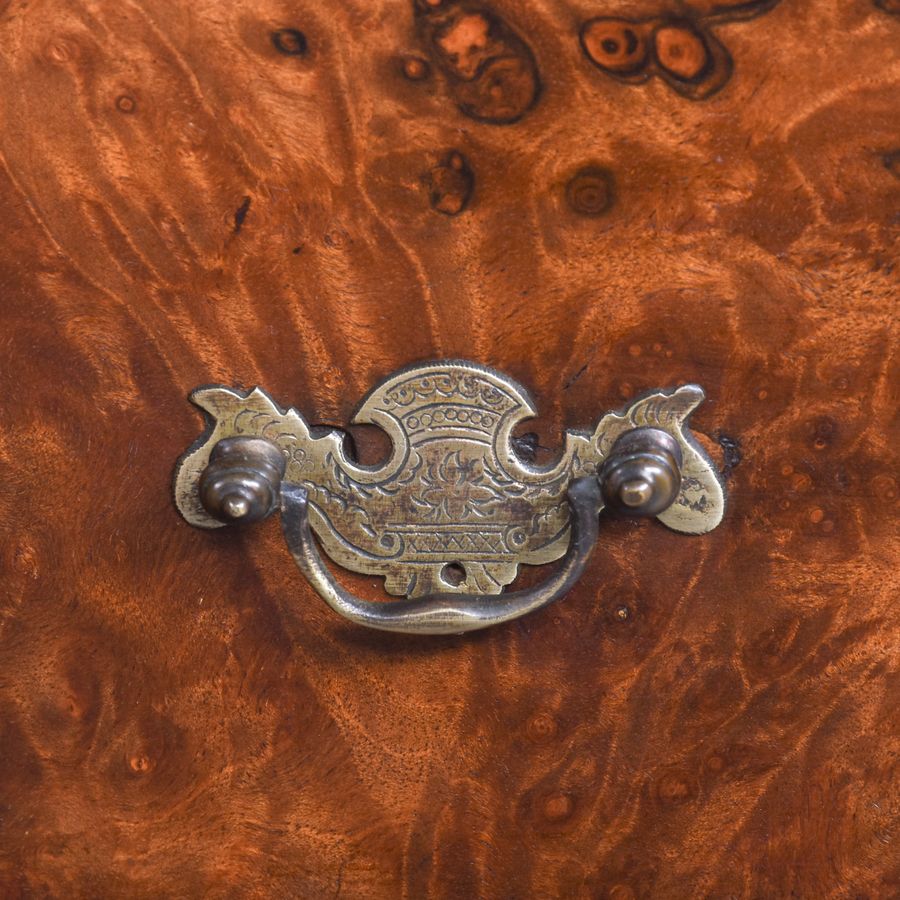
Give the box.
[0,0,898,896]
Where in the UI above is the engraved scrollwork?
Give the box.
[174,361,724,599]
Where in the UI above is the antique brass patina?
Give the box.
[174,361,724,633]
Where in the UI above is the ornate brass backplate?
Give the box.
[174,361,724,600]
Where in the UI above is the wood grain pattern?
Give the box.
[0,0,897,896]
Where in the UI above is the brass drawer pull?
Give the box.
[174,361,726,634]
[280,478,602,634]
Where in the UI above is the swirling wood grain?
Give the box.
[0,0,897,897]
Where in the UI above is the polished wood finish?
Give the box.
[0,0,898,896]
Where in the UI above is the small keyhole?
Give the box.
[441,562,466,587]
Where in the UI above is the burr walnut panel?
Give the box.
[0,0,897,897]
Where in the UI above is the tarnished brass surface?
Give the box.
[280,478,603,634]
[599,427,683,517]
[175,360,724,599]
[198,437,286,524]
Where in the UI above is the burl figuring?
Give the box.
[0,0,898,898]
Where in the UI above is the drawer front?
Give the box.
[0,1,897,897]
